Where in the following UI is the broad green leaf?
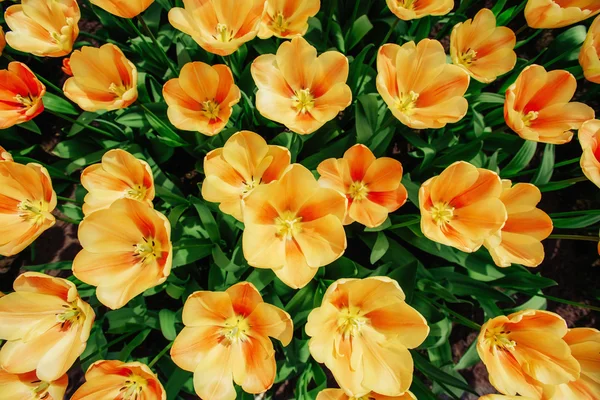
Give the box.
[43,92,79,115]
[370,232,389,264]
[158,309,178,340]
[346,15,373,51]
[531,144,555,185]
[501,140,537,177]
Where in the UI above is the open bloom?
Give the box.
[171,282,293,400]
[71,360,166,400]
[0,62,46,129]
[580,15,600,84]
[0,370,68,400]
[550,328,600,399]
[63,44,138,112]
[81,149,155,216]
[419,161,507,253]
[317,389,416,400]
[317,144,407,228]
[484,181,553,268]
[242,164,347,289]
[169,0,265,56]
[202,130,290,221]
[477,310,580,398]
[579,119,600,188]
[258,0,321,39]
[73,198,172,310]
[377,40,470,129]
[505,65,595,144]
[163,62,241,136]
[0,272,95,381]
[386,0,453,20]
[90,0,154,18]
[525,0,600,28]
[5,0,80,58]
[0,146,13,162]
[306,277,429,396]
[0,161,56,257]
[450,8,516,83]
[251,36,352,134]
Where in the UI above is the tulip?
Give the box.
[579,119,600,188]
[90,0,154,18]
[251,36,352,134]
[202,130,290,221]
[504,65,595,144]
[0,27,5,57]
[525,0,600,29]
[549,328,600,399]
[0,161,56,257]
[580,15,600,84]
[450,8,517,83]
[72,198,172,310]
[317,144,407,228]
[81,149,155,216]
[169,0,265,56]
[386,0,453,20]
[171,282,293,400]
[0,62,46,129]
[419,161,507,253]
[63,44,138,112]
[377,40,470,129]
[0,370,68,400]
[0,272,95,381]
[258,0,321,39]
[242,164,347,289]
[484,181,553,268]
[317,388,417,400]
[0,146,13,162]
[4,0,80,58]
[163,62,241,136]
[61,58,73,76]
[477,310,580,398]
[71,360,166,400]
[306,277,429,396]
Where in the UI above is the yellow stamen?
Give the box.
[15,94,35,108]
[119,374,148,400]
[242,178,260,194]
[109,83,127,98]
[430,202,455,227]
[271,12,289,34]
[275,211,302,239]
[398,0,416,9]
[522,110,539,127]
[292,89,315,114]
[201,100,221,120]
[485,326,516,351]
[337,307,367,339]
[134,237,161,264]
[17,199,49,225]
[50,18,76,50]
[31,381,51,399]
[216,23,233,42]
[221,315,250,345]
[348,181,369,201]
[56,301,83,329]
[395,91,419,115]
[126,185,147,201]
[458,48,477,66]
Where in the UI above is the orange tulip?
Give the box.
[306,277,429,396]
[419,161,507,253]
[81,149,155,216]
[477,310,580,398]
[89,0,154,18]
[386,0,453,20]
[5,0,80,58]
[317,388,417,400]
[0,146,13,162]
[0,62,46,129]
[483,181,553,268]
[0,161,56,257]
[63,44,138,112]
[0,272,95,381]
[71,360,166,400]
[579,119,600,188]
[61,58,73,76]
[202,130,290,221]
[377,40,470,129]
[258,0,321,39]
[0,27,5,57]
[163,62,241,136]
[525,0,600,29]
[169,0,265,56]
[242,164,347,289]
[504,64,595,144]
[450,8,517,83]
[170,282,293,400]
[580,15,600,84]
[251,36,352,134]
[0,370,68,400]
[72,198,172,310]
[317,144,408,228]
[549,328,600,399]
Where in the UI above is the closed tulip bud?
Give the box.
[580,15,600,84]
[0,62,46,129]
[258,0,321,39]
[525,0,600,29]
[90,0,154,18]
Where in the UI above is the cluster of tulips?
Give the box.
[0,0,600,399]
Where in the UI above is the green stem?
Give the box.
[45,109,115,137]
[79,31,128,49]
[56,195,82,205]
[36,74,64,94]
[135,16,179,77]
[148,342,173,368]
[416,294,482,331]
[513,157,580,177]
[53,213,80,225]
[388,218,421,230]
[80,331,139,363]
[512,290,600,313]
[548,234,598,242]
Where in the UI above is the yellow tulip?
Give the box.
[0,62,46,129]
[580,15,600,84]
[579,119,600,188]
[90,0,154,18]
[258,0,321,39]
[386,0,453,20]
[0,370,68,400]
[525,0,600,29]
[317,388,417,400]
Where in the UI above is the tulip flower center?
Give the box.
[31,380,51,399]
[397,0,416,9]
[109,83,128,98]
[484,326,516,351]
[349,181,369,201]
[292,89,315,114]
[57,301,83,329]
[458,48,478,66]
[271,12,290,34]
[521,110,539,127]
[242,178,260,194]
[126,185,148,201]
[395,91,419,115]
[221,315,250,344]
[216,23,234,42]
[134,237,161,263]
[275,211,303,239]
[119,374,148,400]
[201,100,221,121]
[14,94,36,108]
[430,202,455,227]
[17,199,49,225]
[50,18,76,50]
[337,307,367,339]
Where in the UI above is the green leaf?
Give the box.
[172,239,213,268]
[43,92,79,115]
[501,140,537,177]
[552,214,600,229]
[158,309,178,340]
[370,232,389,264]
[165,368,192,400]
[412,351,478,395]
[68,112,104,136]
[531,144,555,185]
[455,340,481,370]
[355,94,379,143]
[19,120,41,134]
[190,197,221,243]
[118,329,151,361]
[346,15,373,51]
[23,261,73,272]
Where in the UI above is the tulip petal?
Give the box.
[242,224,286,269]
[171,325,223,372]
[275,239,318,289]
[294,215,346,268]
[430,161,480,204]
[182,291,234,327]
[232,336,276,394]
[349,197,391,228]
[193,344,235,400]
[226,282,263,317]
[360,336,414,396]
[247,302,293,345]
[276,37,316,92]
[363,157,403,192]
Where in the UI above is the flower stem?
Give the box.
[548,234,598,242]
[57,195,82,205]
[148,342,173,368]
[134,16,179,77]
[45,109,115,137]
[416,294,482,331]
[53,213,80,225]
